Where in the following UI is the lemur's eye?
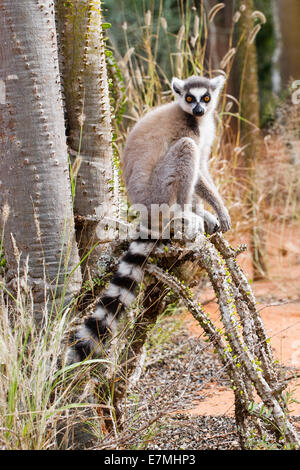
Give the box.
[203,94,211,103]
[185,95,194,103]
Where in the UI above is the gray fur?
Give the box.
[122,74,231,234]
[66,75,230,364]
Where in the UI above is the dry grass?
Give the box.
[1,1,300,451]
[0,259,99,449]
[109,1,300,246]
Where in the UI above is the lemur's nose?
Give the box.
[193,105,204,116]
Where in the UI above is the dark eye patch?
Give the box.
[202,93,211,103]
[185,94,195,103]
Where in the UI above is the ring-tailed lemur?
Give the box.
[67,75,231,364]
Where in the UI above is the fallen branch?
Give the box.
[144,233,300,449]
[77,233,299,449]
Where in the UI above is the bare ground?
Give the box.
[123,221,300,450]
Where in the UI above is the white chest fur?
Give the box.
[198,113,216,163]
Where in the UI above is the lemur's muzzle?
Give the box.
[193,104,204,116]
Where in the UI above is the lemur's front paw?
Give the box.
[218,209,231,233]
[204,211,220,235]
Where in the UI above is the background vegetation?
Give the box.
[0,0,300,451]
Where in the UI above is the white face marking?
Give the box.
[176,85,211,116]
[171,75,226,116]
[185,87,210,115]
[189,87,207,102]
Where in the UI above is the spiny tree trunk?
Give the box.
[277,0,300,89]
[55,0,115,281]
[0,0,82,319]
[235,0,268,280]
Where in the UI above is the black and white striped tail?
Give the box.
[67,238,155,364]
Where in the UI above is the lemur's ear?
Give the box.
[171,77,185,96]
[210,74,226,91]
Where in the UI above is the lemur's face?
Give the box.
[171,75,225,117]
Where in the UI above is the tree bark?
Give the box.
[0,0,82,319]
[277,0,300,89]
[235,0,268,280]
[55,0,115,281]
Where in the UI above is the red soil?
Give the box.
[183,221,300,418]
